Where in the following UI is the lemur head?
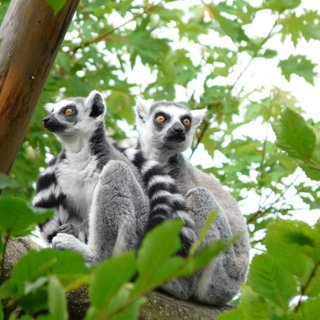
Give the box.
[43,90,106,149]
[135,99,206,162]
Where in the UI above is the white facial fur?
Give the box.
[44,90,106,153]
[135,99,206,163]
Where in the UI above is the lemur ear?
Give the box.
[135,97,150,123]
[86,90,106,118]
[191,108,207,128]
[44,103,54,113]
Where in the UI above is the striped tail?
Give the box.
[32,161,66,209]
[121,147,197,256]
[32,156,67,243]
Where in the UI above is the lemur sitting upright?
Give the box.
[33,91,196,262]
[135,99,250,306]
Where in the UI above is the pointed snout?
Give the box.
[43,114,66,132]
[167,121,186,142]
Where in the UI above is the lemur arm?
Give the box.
[58,219,89,243]
[38,205,69,243]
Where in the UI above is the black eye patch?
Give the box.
[60,105,78,120]
[181,116,191,126]
[153,112,170,129]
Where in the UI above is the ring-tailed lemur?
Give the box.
[33,91,196,261]
[135,99,250,306]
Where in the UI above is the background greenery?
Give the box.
[0,0,319,319]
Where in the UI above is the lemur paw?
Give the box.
[52,233,77,250]
[58,223,79,238]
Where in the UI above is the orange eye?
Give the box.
[156,115,166,123]
[65,108,73,116]
[182,118,191,126]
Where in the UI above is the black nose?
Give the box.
[43,116,50,124]
[172,123,184,133]
[167,122,186,142]
[173,126,183,134]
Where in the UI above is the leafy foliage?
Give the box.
[0,197,52,238]
[0,0,319,319]
[273,108,320,180]
[0,210,226,319]
[279,55,317,85]
[219,219,320,320]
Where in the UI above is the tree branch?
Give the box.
[66,1,165,54]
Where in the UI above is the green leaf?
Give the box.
[219,285,273,320]
[0,197,53,237]
[133,220,185,294]
[19,287,48,314]
[209,3,248,43]
[0,174,18,189]
[128,23,170,66]
[44,0,67,14]
[248,253,298,311]
[109,300,143,320]
[89,251,136,308]
[272,108,316,161]
[279,55,317,85]
[280,11,320,46]
[261,49,278,59]
[295,298,320,320]
[0,249,87,299]
[272,108,320,180]
[265,219,320,290]
[306,266,320,298]
[48,276,68,320]
[86,284,144,320]
[190,209,218,255]
[262,0,301,12]
[181,239,228,277]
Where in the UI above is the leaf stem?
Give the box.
[188,5,280,155]
[189,120,210,160]
[293,261,319,317]
[231,13,280,95]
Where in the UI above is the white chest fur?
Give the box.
[57,152,100,221]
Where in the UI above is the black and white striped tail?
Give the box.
[32,155,65,209]
[32,156,67,242]
[121,147,197,256]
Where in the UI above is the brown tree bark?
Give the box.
[0,0,79,175]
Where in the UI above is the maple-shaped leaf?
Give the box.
[278,55,317,85]
[205,2,248,43]
[280,10,320,46]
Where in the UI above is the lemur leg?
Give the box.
[186,187,244,306]
[89,160,149,260]
[160,186,217,300]
[52,160,149,264]
[162,187,242,305]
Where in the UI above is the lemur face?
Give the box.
[43,91,106,137]
[151,104,194,151]
[136,99,206,154]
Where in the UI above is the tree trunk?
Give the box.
[0,0,79,175]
